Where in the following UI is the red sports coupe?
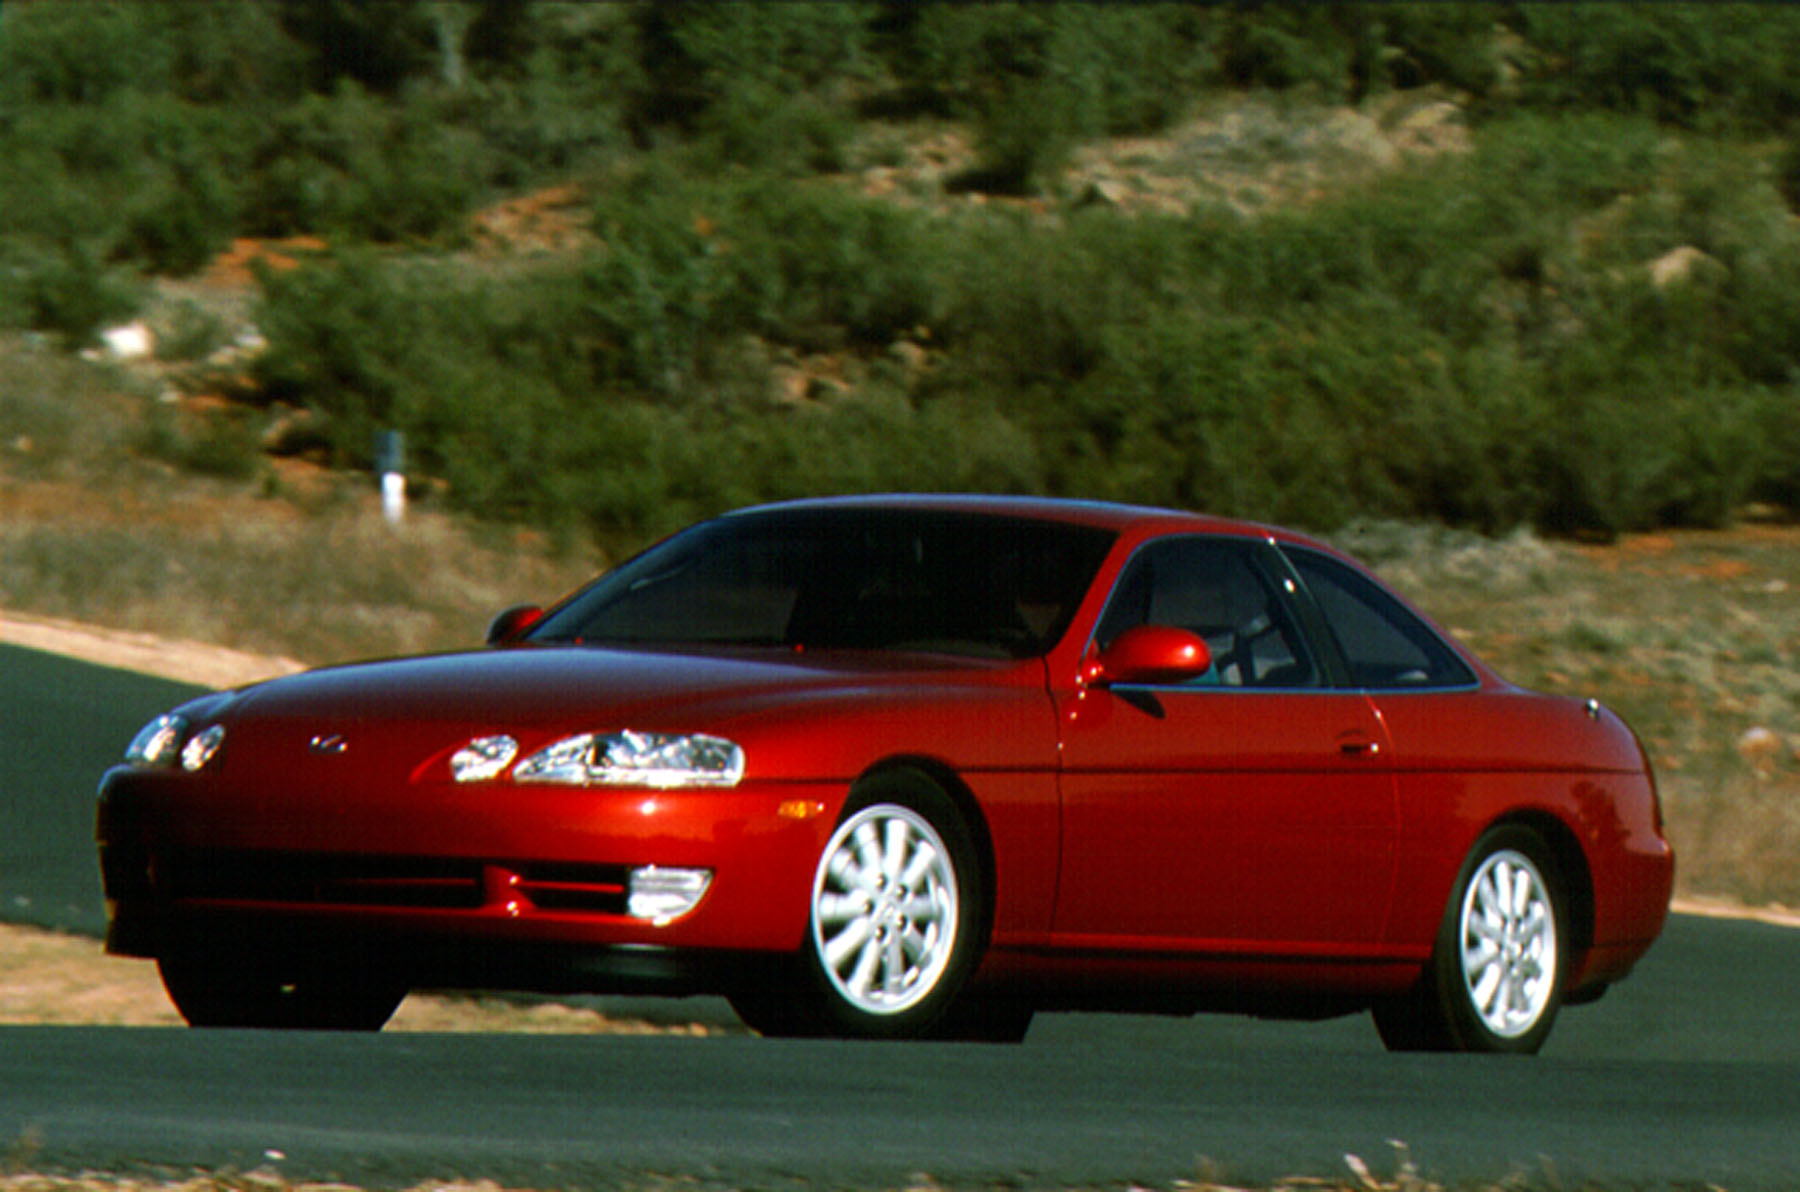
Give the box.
[97,496,1673,1050]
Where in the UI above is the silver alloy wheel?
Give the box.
[1458,847,1558,1039]
[810,802,960,1016]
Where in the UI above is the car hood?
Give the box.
[182,644,1054,786]
[215,643,1011,728]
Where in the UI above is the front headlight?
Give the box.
[510,730,744,789]
[451,735,519,783]
[125,714,225,772]
[180,724,226,772]
[125,714,187,767]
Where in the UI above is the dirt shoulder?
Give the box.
[0,919,725,1033]
[0,610,304,690]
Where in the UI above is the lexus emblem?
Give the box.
[308,733,348,756]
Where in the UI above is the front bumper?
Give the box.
[97,765,842,993]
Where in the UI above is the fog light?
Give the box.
[627,866,712,924]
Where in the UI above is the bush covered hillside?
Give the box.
[6,2,1800,549]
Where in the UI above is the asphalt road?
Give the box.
[4,917,1799,1192]
[3,645,1796,1188]
[1,644,204,934]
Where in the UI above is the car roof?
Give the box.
[728,493,1328,548]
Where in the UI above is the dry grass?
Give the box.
[0,923,182,1029]
[1,473,601,670]
[0,1146,1515,1192]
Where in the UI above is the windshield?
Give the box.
[530,508,1116,660]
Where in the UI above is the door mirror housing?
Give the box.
[1088,625,1212,687]
[486,604,545,646]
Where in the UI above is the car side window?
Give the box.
[1282,547,1476,690]
[1095,538,1318,688]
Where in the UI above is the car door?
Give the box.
[1053,536,1398,954]
[1278,544,1489,948]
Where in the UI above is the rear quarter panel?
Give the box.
[1376,687,1673,986]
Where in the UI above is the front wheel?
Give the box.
[158,946,406,1031]
[1374,826,1567,1054]
[736,770,986,1039]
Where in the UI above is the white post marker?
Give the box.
[381,469,406,525]
[375,430,406,525]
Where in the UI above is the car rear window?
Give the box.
[1282,547,1476,690]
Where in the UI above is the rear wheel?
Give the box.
[1374,826,1567,1054]
[158,946,406,1031]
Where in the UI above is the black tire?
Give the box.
[927,992,1035,1043]
[158,946,406,1031]
[737,769,987,1039]
[725,982,824,1038]
[1374,825,1568,1054]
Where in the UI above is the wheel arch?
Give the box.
[854,755,1000,948]
[1483,809,1595,963]
[1377,810,1589,1052]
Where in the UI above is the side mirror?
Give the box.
[486,604,545,646]
[1088,624,1212,687]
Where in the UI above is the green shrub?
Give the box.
[702,86,855,176]
[0,1,176,105]
[886,5,1210,134]
[154,301,232,363]
[951,80,1081,197]
[722,182,945,347]
[1779,141,1800,215]
[1217,8,1353,97]
[0,0,302,107]
[719,390,1044,508]
[21,246,141,349]
[629,3,872,135]
[122,158,239,277]
[252,251,430,449]
[0,93,247,268]
[1756,395,1800,512]
[573,180,740,396]
[452,4,641,181]
[139,406,267,481]
[924,112,1800,535]
[241,84,486,242]
[893,6,1212,194]
[1358,6,1505,98]
[542,170,945,395]
[227,52,1800,545]
[1510,5,1800,132]
[276,0,439,95]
